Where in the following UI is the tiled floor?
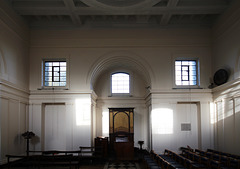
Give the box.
[104,162,140,169]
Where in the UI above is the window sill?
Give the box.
[38,87,69,90]
[172,86,202,89]
[109,93,132,97]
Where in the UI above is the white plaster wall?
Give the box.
[0,2,29,164]
[0,6,29,89]
[200,102,214,151]
[28,93,92,152]
[29,28,212,91]
[28,28,213,153]
[212,81,240,155]
[212,0,240,81]
[150,91,212,154]
[0,98,28,164]
[1,0,240,164]
[212,0,240,155]
[94,88,213,153]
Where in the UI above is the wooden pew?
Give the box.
[6,154,79,169]
[78,146,104,164]
[31,154,78,169]
[197,149,240,169]
[143,150,161,169]
[207,149,240,160]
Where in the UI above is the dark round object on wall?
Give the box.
[213,69,228,86]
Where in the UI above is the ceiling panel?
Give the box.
[4,0,235,29]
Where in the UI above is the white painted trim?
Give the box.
[0,79,29,102]
[87,50,154,90]
[212,78,240,101]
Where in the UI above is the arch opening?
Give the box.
[87,52,154,98]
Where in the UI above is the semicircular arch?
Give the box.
[0,48,7,77]
[87,50,155,91]
[235,49,240,79]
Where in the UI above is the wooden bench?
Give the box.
[31,154,78,169]
[143,150,161,169]
[6,155,30,169]
[29,150,81,156]
[6,152,80,169]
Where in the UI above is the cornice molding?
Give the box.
[212,78,240,100]
[150,88,212,94]
[212,78,240,92]
[30,89,93,95]
[0,79,29,101]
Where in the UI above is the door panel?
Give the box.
[44,104,66,151]
[176,103,198,149]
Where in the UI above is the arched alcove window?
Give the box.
[111,72,130,94]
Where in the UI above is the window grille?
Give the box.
[44,61,66,87]
[175,60,198,86]
[111,73,130,94]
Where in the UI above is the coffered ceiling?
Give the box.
[4,0,235,29]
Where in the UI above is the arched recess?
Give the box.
[88,51,154,146]
[234,50,240,79]
[0,48,7,78]
[87,50,155,92]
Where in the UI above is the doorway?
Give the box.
[43,103,66,151]
[176,102,200,149]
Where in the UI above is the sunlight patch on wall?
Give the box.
[236,98,240,114]
[75,98,91,126]
[102,111,109,137]
[213,99,236,123]
[152,108,173,134]
[210,102,217,124]
[225,99,233,118]
[217,101,224,122]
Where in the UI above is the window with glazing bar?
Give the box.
[175,60,198,86]
[44,60,67,87]
[111,72,130,94]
